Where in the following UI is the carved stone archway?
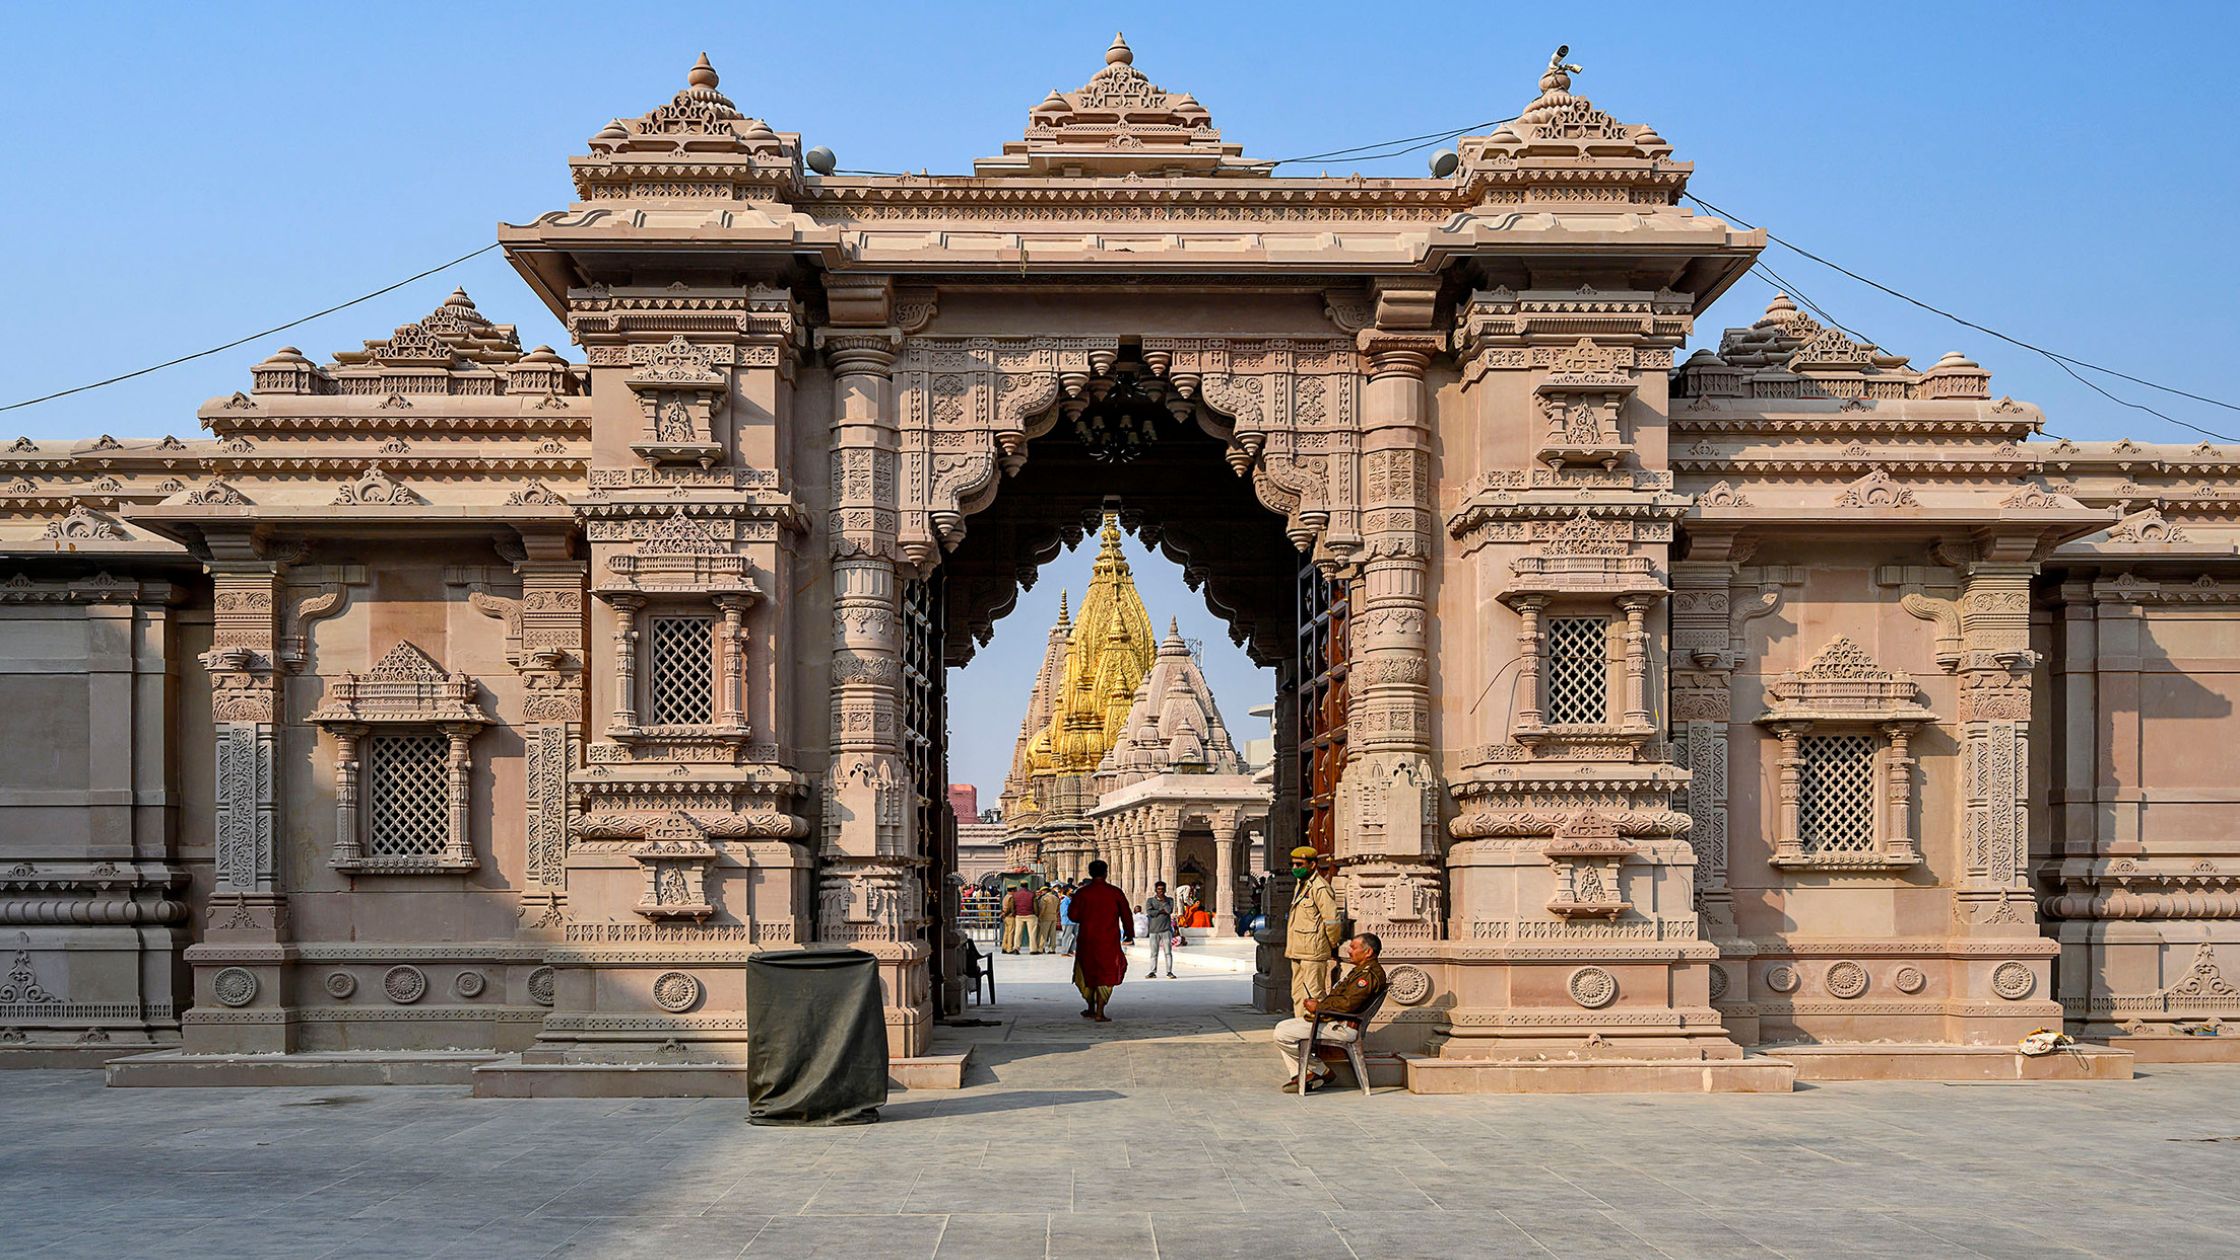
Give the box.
[818,309,1445,1051]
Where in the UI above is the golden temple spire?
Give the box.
[1038,513,1156,777]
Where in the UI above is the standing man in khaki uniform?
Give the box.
[1283,845,1345,1018]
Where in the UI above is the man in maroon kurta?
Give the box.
[1065,860,1134,1021]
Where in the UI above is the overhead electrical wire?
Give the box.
[1686,193,2238,444]
[1263,117,1513,167]
[0,243,502,416]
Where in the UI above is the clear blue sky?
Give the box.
[5,3,2234,791]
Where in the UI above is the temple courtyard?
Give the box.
[0,957,2231,1258]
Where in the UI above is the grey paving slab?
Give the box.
[928,1212,1050,1260]
[9,959,2240,1259]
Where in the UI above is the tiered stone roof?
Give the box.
[571,53,803,202]
[1097,619,1241,781]
[975,34,1270,178]
[1454,46,1689,206]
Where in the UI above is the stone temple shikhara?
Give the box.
[995,516,1270,921]
[0,37,2230,1091]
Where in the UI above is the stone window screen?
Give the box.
[307,640,491,873]
[366,732,450,860]
[1545,616,1609,726]
[647,615,715,726]
[1756,636,1932,871]
[1796,733,1877,859]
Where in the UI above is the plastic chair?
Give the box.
[960,938,996,1006]
[1295,978,1389,1097]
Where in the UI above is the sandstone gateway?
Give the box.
[1,41,2228,1093]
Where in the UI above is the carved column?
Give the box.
[1158,823,1179,897]
[1770,723,1806,867]
[1215,825,1239,924]
[817,323,929,1055]
[714,592,751,732]
[1618,594,1654,731]
[330,724,365,869]
[1514,597,1547,732]
[1334,302,1444,943]
[443,724,477,868]
[186,545,293,1053]
[608,594,642,731]
[1954,553,2039,932]
[1943,544,2061,1038]
[513,538,586,926]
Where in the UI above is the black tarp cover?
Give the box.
[745,948,887,1125]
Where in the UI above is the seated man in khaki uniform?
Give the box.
[1273,933,1386,1091]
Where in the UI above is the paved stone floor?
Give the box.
[6,953,2240,1258]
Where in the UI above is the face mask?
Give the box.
[1291,865,1312,878]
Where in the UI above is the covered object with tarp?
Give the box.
[744,948,888,1125]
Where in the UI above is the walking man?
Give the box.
[1274,933,1387,1091]
[1065,860,1133,1021]
[1033,882,1062,954]
[1143,880,1178,978]
[1284,845,1345,1017]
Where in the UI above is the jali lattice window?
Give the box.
[1797,734,1876,858]
[1757,636,1932,871]
[1545,616,1609,726]
[307,640,491,873]
[367,732,449,859]
[648,615,715,726]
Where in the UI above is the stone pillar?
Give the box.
[1954,556,2040,927]
[1159,827,1179,898]
[1669,544,1789,1043]
[817,326,931,1056]
[1950,547,2061,1039]
[1215,827,1239,924]
[1334,311,1444,943]
[1618,594,1654,732]
[185,546,293,1053]
[714,592,750,732]
[329,724,365,869]
[512,536,587,928]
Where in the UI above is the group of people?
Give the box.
[997,880,1077,956]
[1035,845,1389,1089]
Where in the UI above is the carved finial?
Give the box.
[688,52,719,89]
[1105,32,1133,66]
[1761,293,1799,323]
[1057,589,1069,622]
[443,287,474,310]
[1167,616,1182,640]
[1099,511,1123,551]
